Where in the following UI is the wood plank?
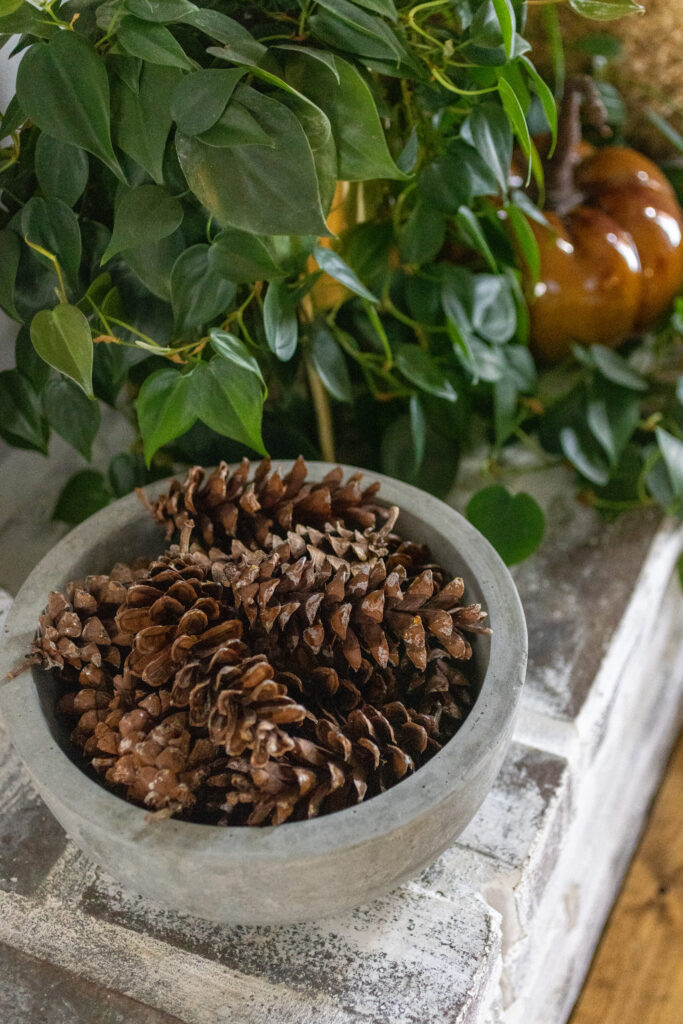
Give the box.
[569,732,683,1024]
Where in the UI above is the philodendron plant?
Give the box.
[0,0,681,567]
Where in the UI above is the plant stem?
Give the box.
[301,292,336,462]
[306,360,336,462]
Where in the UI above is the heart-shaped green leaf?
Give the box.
[466,485,545,565]
[16,32,123,179]
[101,185,184,264]
[137,365,199,464]
[264,281,299,362]
[43,376,100,461]
[30,303,94,398]
[53,469,112,525]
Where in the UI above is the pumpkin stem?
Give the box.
[545,75,611,217]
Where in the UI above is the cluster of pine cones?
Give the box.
[29,458,490,826]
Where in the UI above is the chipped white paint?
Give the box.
[0,457,682,1024]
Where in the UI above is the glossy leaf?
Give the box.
[16,32,122,179]
[53,469,112,525]
[286,53,406,181]
[125,0,197,21]
[310,0,406,64]
[586,381,639,466]
[170,68,246,135]
[400,204,446,265]
[655,428,683,499]
[568,0,644,20]
[209,229,287,283]
[409,394,426,472]
[176,86,328,236]
[560,426,610,486]
[491,0,515,58]
[466,485,545,565]
[43,376,100,460]
[170,244,236,333]
[590,345,647,391]
[137,365,199,464]
[456,206,497,272]
[471,275,516,344]
[19,196,82,291]
[117,16,196,70]
[183,8,266,64]
[101,185,183,264]
[264,281,298,362]
[30,303,94,397]
[461,103,513,195]
[113,63,182,184]
[311,326,353,402]
[34,134,88,207]
[505,202,541,283]
[395,345,458,402]
[313,245,377,301]
[0,370,48,453]
[195,358,267,455]
[209,330,265,386]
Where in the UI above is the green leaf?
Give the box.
[0,229,21,320]
[494,377,518,445]
[117,15,196,70]
[497,76,536,187]
[456,206,497,272]
[195,357,267,455]
[16,32,123,179]
[170,68,246,135]
[15,327,50,390]
[505,202,541,283]
[52,469,112,525]
[471,275,516,344]
[34,134,88,207]
[568,0,644,20]
[313,245,377,301]
[209,330,265,386]
[310,326,353,402]
[560,425,610,486]
[209,229,287,283]
[586,381,639,466]
[19,196,82,292]
[182,8,266,65]
[491,0,515,58]
[461,103,513,196]
[137,365,199,464]
[108,452,154,497]
[395,345,458,402]
[590,345,648,391]
[520,56,558,155]
[170,244,236,334]
[264,281,299,362]
[310,0,406,64]
[0,0,24,16]
[400,203,446,265]
[43,376,100,460]
[113,63,182,184]
[124,0,197,21]
[196,98,274,148]
[351,0,398,20]
[0,369,48,453]
[655,428,683,498]
[0,94,25,140]
[466,485,545,566]
[285,53,406,182]
[101,185,184,264]
[176,86,328,236]
[30,304,94,398]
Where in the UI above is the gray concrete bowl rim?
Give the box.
[0,462,527,920]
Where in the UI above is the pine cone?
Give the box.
[142,456,391,550]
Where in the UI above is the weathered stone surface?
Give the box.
[0,941,183,1024]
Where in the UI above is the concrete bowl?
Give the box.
[0,462,527,924]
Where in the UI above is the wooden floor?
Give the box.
[570,732,683,1024]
